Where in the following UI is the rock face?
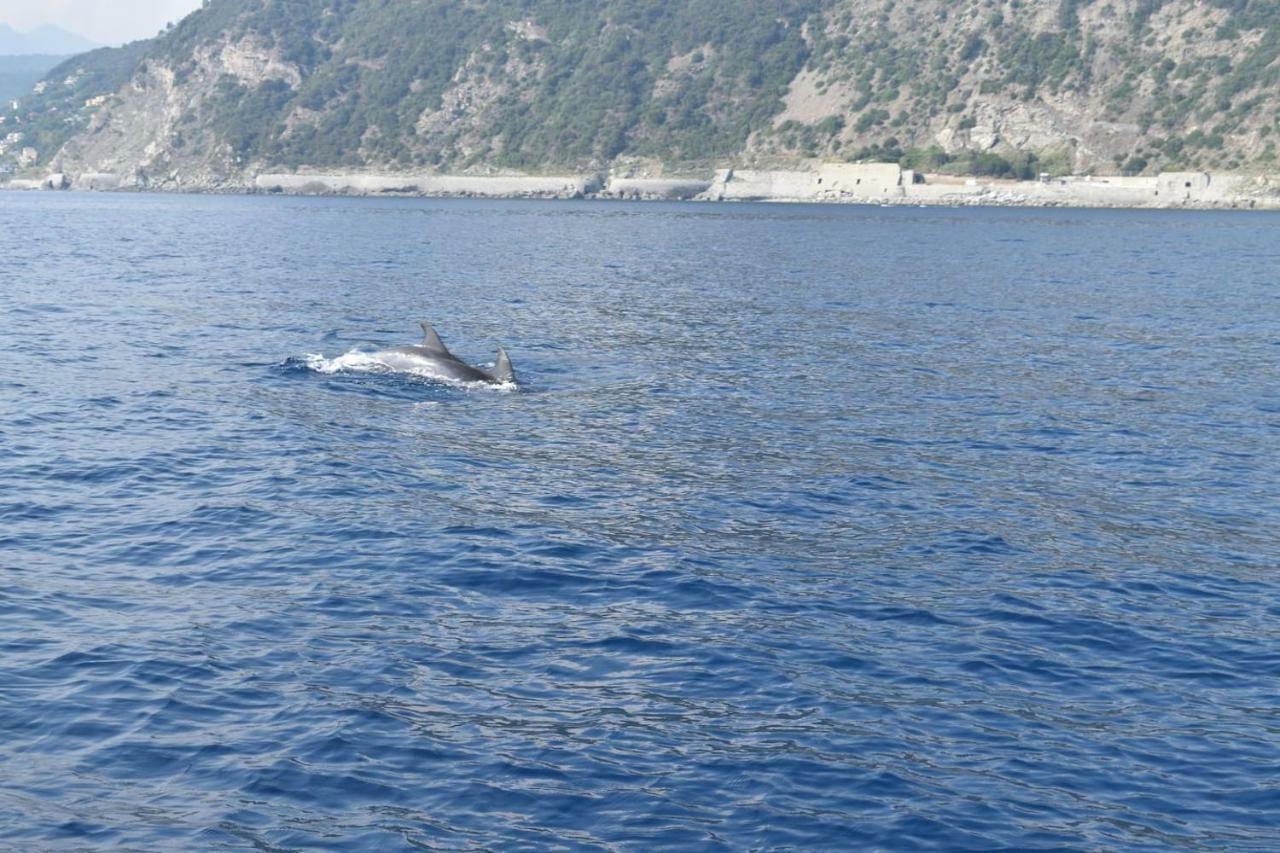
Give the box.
[13,0,1280,185]
[53,36,304,190]
[756,0,1280,173]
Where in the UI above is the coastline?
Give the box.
[5,163,1280,211]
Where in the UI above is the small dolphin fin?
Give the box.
[419,322,451,355]
[490,347,516,384]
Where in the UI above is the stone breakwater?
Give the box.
[7,163,1280,210]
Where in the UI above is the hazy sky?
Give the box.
[2,0,203,47]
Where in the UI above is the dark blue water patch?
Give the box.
[0,194,1278,849]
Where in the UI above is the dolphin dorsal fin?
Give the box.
[491,347,516,384]
[419,322,451,355]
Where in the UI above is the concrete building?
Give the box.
[708,168,820,200]
[79,172,122,191]
[815,162,905,197]
[1156,172,1207,201]
[1153,171,1249,203]
[707,163,911,202]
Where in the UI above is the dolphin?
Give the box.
[375,322,516,385]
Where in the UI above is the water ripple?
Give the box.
[0,194,1277,848]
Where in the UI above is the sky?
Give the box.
[2,0,203,47]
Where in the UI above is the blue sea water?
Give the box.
[1,191,1278,850]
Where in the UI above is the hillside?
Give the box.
[5,0,1280,185]
[0,55,68,102]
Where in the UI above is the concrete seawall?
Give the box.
[8,164,1279,210]
[245,165,1280,210]
[253,172,603,198]
[603,177,712,200]
[876,171,1273,209]
[701,165,1278,209]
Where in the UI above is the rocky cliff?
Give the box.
[7,0,1280,187]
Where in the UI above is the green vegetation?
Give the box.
[8,0,1280,176]
[855,139,1073,180]
[146,0,824,170]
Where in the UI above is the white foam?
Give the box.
[302,350,389,375]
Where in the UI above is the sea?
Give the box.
[1,192,1278,850]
